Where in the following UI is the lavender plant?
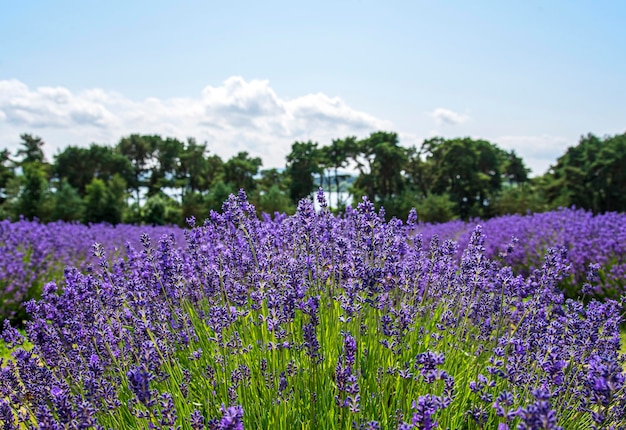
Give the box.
[0,192,624,429]
[0,218,185,323]
[417,207,626,299]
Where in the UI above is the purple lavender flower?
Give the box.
[127,366,154,406]
[218,404,244,430]
[516,400,561,430]
[410,395,440,430]
[335,332,360,411]
[159,392,177,427]
[190,409,205,430]
[415,351,445,383]
[1,320,23,348]
[0,399,17,430]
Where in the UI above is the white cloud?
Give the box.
[0,77,392,167]
[0,80,116,129]
[431,108,469,126]
[494,134,570,175]
[0,79,574,176]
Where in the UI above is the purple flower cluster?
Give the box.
[417,207,626,298]
[0,218,185,322]
[0,192,624,428]
[335,332,360,412]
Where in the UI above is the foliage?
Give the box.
[50,179,84,222]
[257,185,295,216]
[143,193,174,226]
[542,133,626,212]
[206,181,235,213]
[15,163,51,221]
[2,130,626,225]
[419,137,504,219]
[224,151,262,192]
[83,175,127,224]
[55,144,134,197]
[0,149,15,205]
[16,134,46,165]
[492,183,549,216]
[146,196,167,226]
[414,193,457,223]
[351,131,407,204]
[286,140,321,203]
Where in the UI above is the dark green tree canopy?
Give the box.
[16,134,46,165]
[420,137,507,219]
[147,137,184,196]
[176,138,213,195]
[544,132,626,213]
[2,129,624,225]
[223,151,262,192]
[117,134,156,204]
[286,141,321,203]
[55,144,134,197]
[0,149,15,202]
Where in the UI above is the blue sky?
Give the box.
[1,0,625,175]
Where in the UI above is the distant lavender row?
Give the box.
[416,207,626,298]
[0,219,185,322]
[1,207,625,323]
[1,192,623,428]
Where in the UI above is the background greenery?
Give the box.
[1,131,625,225]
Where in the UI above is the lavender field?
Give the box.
[1,192,625,429]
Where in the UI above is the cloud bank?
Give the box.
[0,78,571,175]
[0,77,392,168]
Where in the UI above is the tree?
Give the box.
[143,193,167,225]
[368,131,407,200]
[258,185,294,216]
[54,146,94,196]
[117,134,155,205]
[16,134,45,164]
[16,163,50,220]
[147,137,184,196]
[54,144,134,197]
[404,145,430,198]
[351,131,407,205]
[415,193,457,223]
[223,151,262,192]
[493,183,548,216]
[420,137,505,219]
[319,137,353,208]
[502,150,530,186]
[258,168,288,193]
[51,179,84,222]
[542,133,626,213]
[83,175,127,224]
[0,149,15,205]
[83,178,108,224]
[176,138,213,196]
[286,141,321,203]
[105,174,128,224]
[591,133,626,212]
[205,181,234,213]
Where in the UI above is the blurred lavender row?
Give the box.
[2,207,625,323]
[417,207,626,298]
[0,219,185,322]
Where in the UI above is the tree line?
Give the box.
[0,131,624,225]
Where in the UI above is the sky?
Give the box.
[1,0,625,176]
